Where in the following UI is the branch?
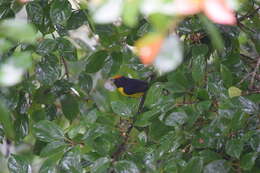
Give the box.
[61,56,70,79]
[111,93,147,162]
[249,56,260,89]
[110,74,156,163]
[238,7,260,22]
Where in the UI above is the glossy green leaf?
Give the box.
[14,114,29,142]
[0,4,14,20]
[192,44,209,57]
[165,111,187,126]
[199,150,221,164]
[220,64,233,88]
[39,152,63,173]
[78,73,93,93]
[85,51,108,73]
[90,157,111,173]
[111,101,133,117]
[0,101,15,140]
[66,10,87,30]
[182,157,203,173]
[36,39,57,55]
[114,160,140,173]
[56,37,77,61]
[225,139,244,159]
[40,141,67,157]
[241,152,257,171]
[50,0,72,25]
[134,109,159,127]
[34,120,64,142]
[192,55,205,84]
[8,154,30,173]
[58,149,82,173]
[60,94,79,121]
[203,160,230,173]
[109,52,123,75]
[35,54,60,85]
[26,1,44,25]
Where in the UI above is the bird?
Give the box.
[111,75,148,98]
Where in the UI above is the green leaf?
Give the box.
[40,141,67,157]
[225,139,244,159]
[134,109,159,127]
[192,55,205,84]
[39,152,63,173]
[60,94,80,121]
[109,52,123,75]
[196,100,212,113]
[0,4,14,20]
[36,39,57,55]
[26,1,44,26]
[111,101,132,117]
[0,101,15,140]
[66,10,87,30]
[241,152,257,171]
[58,149,82,173]
[56,37,77,61]
[35,54,60,85]
[50,0,72,25]
[182,157,203,173]
[228,86,242,98]
[0,19,36,43]
[14,114,29,142]
[78,73,93,93]
[166,69,191,93]
[203,160,230,173]
[85,51,108,73]
[199,150,221,164]
[90,157,111,173]
[8,154,30,173]
[164,111,187,126]
[192,44,209,57]
[114,160,140,173]
[220,64,233,88]
[144,83,164,108]
[34,120,64,142]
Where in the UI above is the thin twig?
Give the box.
[249,56,260,89]
[238,7,260,21]
[237,72,253,85]
[238,21,257,33]
[61,56,70,79]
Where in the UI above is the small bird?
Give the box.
[111,75,148,97]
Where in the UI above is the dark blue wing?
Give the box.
[123,78,148,95]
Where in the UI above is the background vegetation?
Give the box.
[0,0,259,172]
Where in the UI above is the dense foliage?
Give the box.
[0,0,259,172]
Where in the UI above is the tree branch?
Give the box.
[111,93,147,162]
[110,74,156,163]
[249,56,260,89]
[61,56,70,79]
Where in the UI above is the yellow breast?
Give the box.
[117,87,144,98]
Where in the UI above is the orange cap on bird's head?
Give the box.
[112,75,123,79]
